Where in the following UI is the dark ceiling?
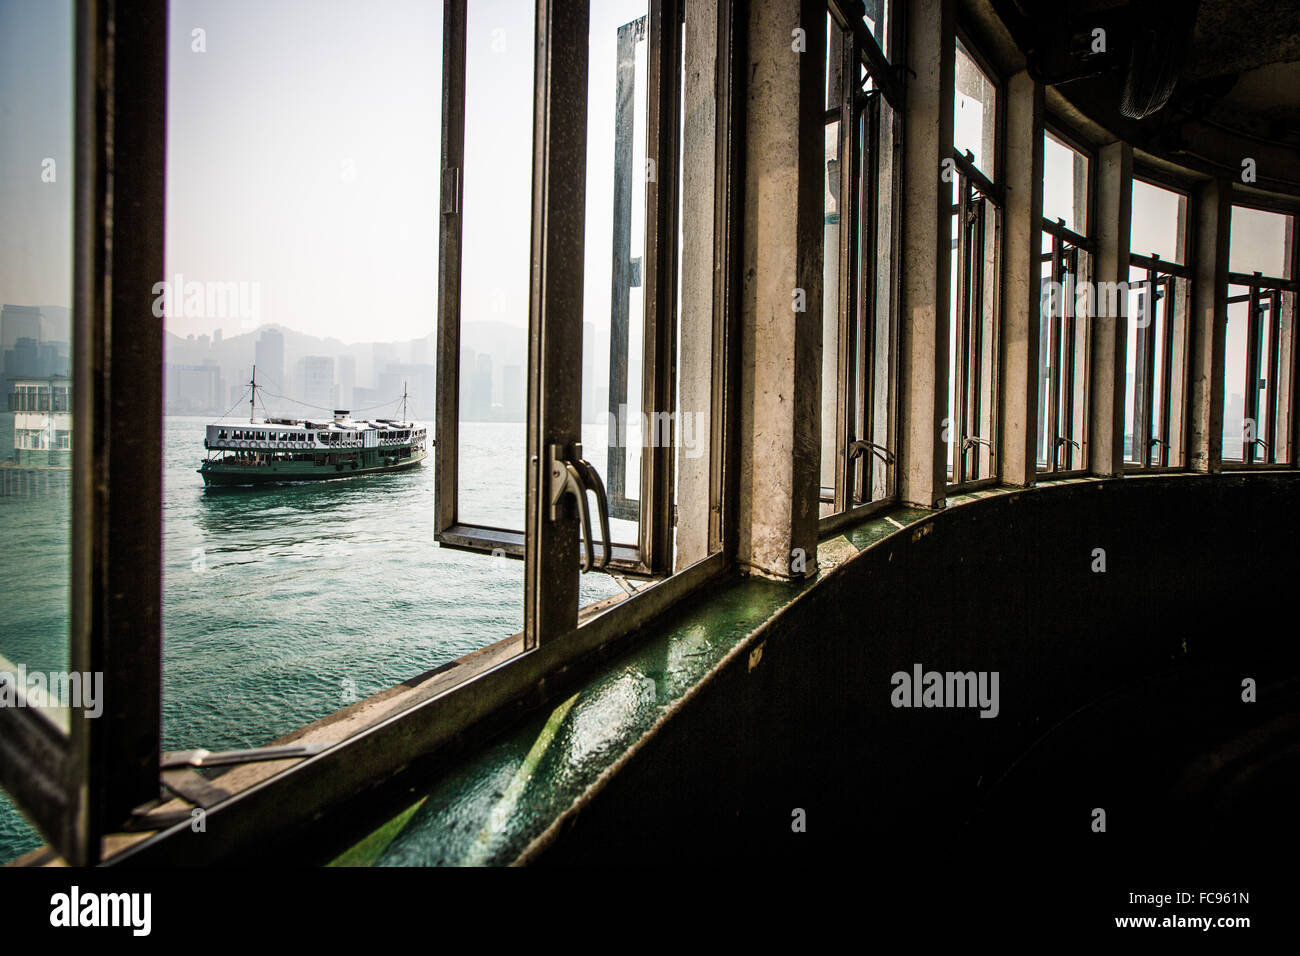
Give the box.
[993,0,1300,189]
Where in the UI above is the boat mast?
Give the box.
[402,380,408,423]
[249,365,257,423]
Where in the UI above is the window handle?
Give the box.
[962,436,994,452]
[1147,437,1168,448]
[1056,436,1081,450]
[573,455,612,572]
[548,443,611,573]
[848,439,894,465]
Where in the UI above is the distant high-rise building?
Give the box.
[471,354,493,420]
[296,355,337,414]
[255,328,285,392]
[1,305,43,350]
[338,356,356,411]
[460,347,476,414]
[582,321,596,423]
[503,364,524,422]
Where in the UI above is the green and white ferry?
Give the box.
[199,375,428,488]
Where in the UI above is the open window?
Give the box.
[1125,177,1190,469]
[1222,203,1297,466]
[946,37,1001,488]
[819,1,901,531]
[1,0,165,865]
[1036,129,1092,474]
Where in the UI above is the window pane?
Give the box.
[1130,179,1187,264]
[162,2,540,771]
[0,0,74,863]
[1229,206,1293,280]
[954,40,996,181]
[1043,132,1088,234]
[584,0,649,551]
[821,118,842,505]
[1222,297,1249,461]
[457,0,534,529]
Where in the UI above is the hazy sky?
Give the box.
[0,0,1290,349]
[0,0,74,311]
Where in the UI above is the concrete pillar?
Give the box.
[897,0,954,508]
[675,0,719,571]
[737,0,824,580]
[997,69,1044,487]
[1089,141,1132,476]
[1186,178,1230,473]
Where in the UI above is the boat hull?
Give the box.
[198,451,426,488]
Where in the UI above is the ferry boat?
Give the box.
[198,373,429,488]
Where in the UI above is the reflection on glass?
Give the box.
[0,0,75,863]
[1043,132,1087,234]
[1229,206,1293,280]
[1130,180,1187,265]
[954,40,996,181]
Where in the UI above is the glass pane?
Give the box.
[1150,284,1167,447]
[1036,251,1053,468]
[947,204,959,479]
[0,0,75,863]
[864,0,890,57]
[457,0,534,530]
[865,97,897,502]
[1222,299,1249,461]
[1229,206,1293,280]
[1130,179,1187,265]
[821,118,842,500]
[1124,267,1146,463]
[954,40,996,181]
[584,0,649,552]
[1043,132,1088,234]
[162,2,538,774]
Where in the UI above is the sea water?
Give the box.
[0,417,623,861]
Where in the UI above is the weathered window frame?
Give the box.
[818,0,903,536]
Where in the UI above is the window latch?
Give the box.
[548,443,611,572]
[962,436,994,452]
[1056,436,1081,450]
[848,439,894,465]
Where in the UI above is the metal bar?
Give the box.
[856,92,882,502]
[1226,271,1296,292]
[434,0,468,539]
[1128,250,1192,279]
[1157,277,1175,466]
[639,0,683,574]
[1040,217,1093,253]
[1045,234,1062,471]
[524,0,589,646]
[1266,289,1280,464]
[969,195,987,478]
[67,0,167,865]
[607,16,641,523]
[1244,285,1262,465]
[713,0,744,558]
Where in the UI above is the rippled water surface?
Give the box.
[1,417,622,861]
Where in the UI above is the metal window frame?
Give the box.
[1037,232,1091,474]
[819,3,902,536]
[92,0,744,864]
[948,164,1002,487]
[0,0,166,867]
[434,0,682,580]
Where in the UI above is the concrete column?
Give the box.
[896,0,954,508]
[675,0,719,571]
[1089,140,1132,476]
[997,69,1044,487]
[737,0,824,580]
[1186,178,1230,473]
